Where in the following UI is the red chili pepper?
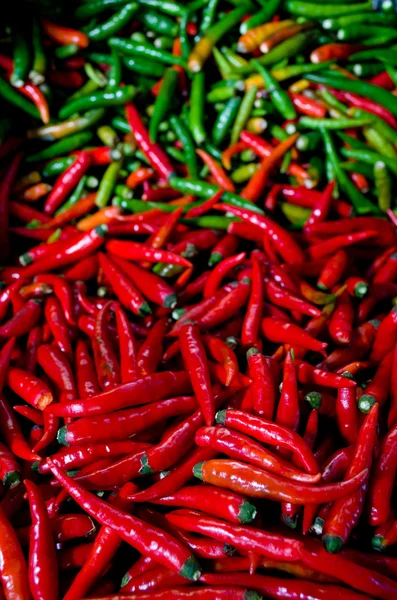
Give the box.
[126,103,174,180]
[98,253,151,317]
[322,403,378,553]
[6,367,53,410]
[24,480,58,600]
[17,513,96,545]
[179,322,214,426]
[107,239,192,268]
[137,317,167,376]
[41,18,89,48]
[73,338,100,399]
[0,441,20,489]
[216,203,305,265]
[308,218,395,248]
[167,509,302,562]
[20,226,107,279]
[369,419,397,528]
[37,343,76,403]
[322,320,378,371]
[276,351,299,432]
[113,304,138,384]
[0,299,42,338]
[202,335,238,387]
[126,166,154,189]
[328,290,354,345]
[49,461,202,580]
[44,296,73,361]
[16,82,50,124]
[209,234,239,267]
[358,282,397,323]
[0,504,30,600]
[301,545,397,599]
[185,189,224,220]
[373,252,397,284]
[48,370,190,418]
[265,278,320,318]
[345,276,368,299]
[308,230,379,260]
[241,134,299,202]
[195,278,251,331]
[92,301,121,390]
[246,349,275,419]
[195,426,319,484]
[216,410,318,474]
[196,149,235,192]
[43,152,92,215]
[0,152,23,262]
[304,180,335,230]
[204,252,246,298]
[62,483,138,600]
[108,256,176,308]
[280,185,351,218]
[359,349,394,414]
[241,252,264,347]
[43,193,97,230]
[290,93,327,118]
[335,89,397,130]
[371,306,397,363]
[262,318,327,355]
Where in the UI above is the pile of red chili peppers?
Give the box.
[1,0,397,598]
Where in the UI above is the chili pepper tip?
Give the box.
[238,501,258,524]
[177,555,202,581]
[215,410,227,425]
[357,394,377,414]
[322,534,344,554]
[57,426,69,446]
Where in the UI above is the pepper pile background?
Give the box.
[1,0,397,599]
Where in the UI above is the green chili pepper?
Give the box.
[165,145,185,163]
[212,96,242,146]
[231,163,257,184]
[189,72,206,146]
[350,63,384,78]
[349,48,397,65]
[153,36,174,50]
[270,124,288,142]
[183,216,236,229]
[240,0,282,34]
[363,126,397,160]
[59,87,136,119]
[337,24,397,42]
[106,51,122,91]
[121,56,165,77]
[55,44,80,59]
[325,12,397,29]
[42,157,75,179]
[169,175,265,214]
[31,19,46,85]
[336,132,368,150]
[374,161,392,212]
[28,109,105,141]
[221,47,249,70]
[114,184,134,199]
[141,8,179,37]
[237,32,313,75]
[75,0,129,19]
[385,65,397,87]
[341,147,397,176]
[111,116,131,134]
[316,88,348,114]
[206,82,242,103]
[212,47,234,79]
[281,203,311,224]
[169,115,198,179]
[87,3,138,40]
[84,63,108,87]
[252,60,296,120]
[27,132,94,163]
[0,78,40,120]
[153,263,183,277]
[179,11,190,62]
[203,142,223,161]
[339,161,374,179]
[56,176,88,215]
[188,4,251,73]
[136,0,187,17]
[11,30,31,87]
[306,72,397,119]
[296,131,322,151]
[150,68,178,142]
[231,86,258,145]
[321,129,380,215]
[96,160,123,208]
[286,0,372,18]
[65,80,100,104]
[300,115,374,130]
[200,0,219,35]
[272,60,335,81]
[108,37,187,68]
